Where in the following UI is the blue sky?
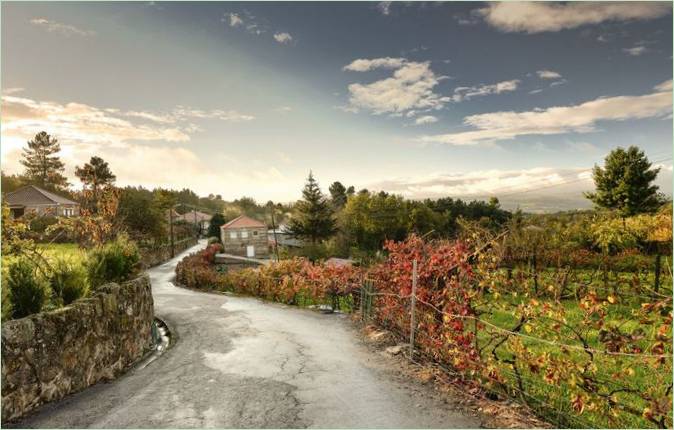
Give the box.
[2,1,672,211]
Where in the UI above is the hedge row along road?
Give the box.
[11,241,479,428]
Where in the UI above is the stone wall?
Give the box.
[139,237,198,268]
[1,275,155,423]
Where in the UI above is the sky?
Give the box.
[1,1,672,212]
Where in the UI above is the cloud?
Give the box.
[529,89,543,95]
[367,166,593,200]
[228,13,243,27]
[420,83,673,145]
[171,106,254,122]
[377,1,392,15]
[623,45,648,56]
[273,32,293,44]
[29,18,95,37]
[414,115,438,125]
[655,79,673,92]
[451,79,520,102]
[343,57,406,72]
[477,2,671,33]
[536,70,562,80]
[343,58,449,115]
[275,106,293,113]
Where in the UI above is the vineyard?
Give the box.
[176,229,672,429]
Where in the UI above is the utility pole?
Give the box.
[169,207,175,258]
[193,206,198,238]
[409,259,417,360]
[270,203,280,261]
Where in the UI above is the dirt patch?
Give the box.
[355,319,552,429]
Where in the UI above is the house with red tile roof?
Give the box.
[220,215,269,258]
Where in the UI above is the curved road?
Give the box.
[15,243,480,428]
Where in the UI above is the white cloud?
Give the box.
[343,58,449,115]
[536,69,562,79]
[623,45,648,56]
[420,83,673,145]
[368,166,592,199]
[343,57,406,72]
[655,80,673,92]
[275,106,293,113]
[452,79,520,102]
[529,89,543,95]
[377,1,392,15]
[414,115,438,125]
[29,18,95,37]
[228,13,243,27]
[478,2,671,33]
[273,32,293,44]
[172,106,254,122]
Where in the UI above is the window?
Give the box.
[241,230,248,238]
[253,230,258,236]
[229,231,237,239]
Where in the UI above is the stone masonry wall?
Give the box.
[1,275,155,422]
[139,237,198,268]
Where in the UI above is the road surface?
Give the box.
[13,242,480,428]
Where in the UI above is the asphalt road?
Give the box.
[14,242,480,428]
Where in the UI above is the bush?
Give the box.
[1,269,12,321]
[7,258,49,319]
[86,234,140,289]
[50,258,89,305]
[207,236,220,245]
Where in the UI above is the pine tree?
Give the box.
[288,172,337,243]
[20,131,68,189]
[329,181,348,209]
[75,156,116,192]
[585,146,664,217]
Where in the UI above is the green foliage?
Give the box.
[207,213,226,238]
[1,269,13,321]
[116,186,167,242]
[207,236,220,245]
[585,146,663,217]
[20,131,69,190]
[288,172,337,243]
[329,181,348,209]
[50,258,89,305]
[7,258,49,319]
[86,234,140,289]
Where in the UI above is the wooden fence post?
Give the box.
[409,259,417,360]
[654,253,662,294]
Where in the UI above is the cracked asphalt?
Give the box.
[13,242,480,428]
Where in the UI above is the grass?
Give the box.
[472,280,671,429]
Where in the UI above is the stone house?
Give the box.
[220,215,269,258]
[175,210,211,235]
[4,185,80,219]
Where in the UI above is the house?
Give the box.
[4,185,80,219]
[220,215,269,258]
[175,210,211,235]
[268,224,303,248]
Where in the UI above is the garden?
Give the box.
[174,204,672,429]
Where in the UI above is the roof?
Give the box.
[325,257,355,268]
[4,185,77,207]
[175,211,211,223]
[221,215,266,229]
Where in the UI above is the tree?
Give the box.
[346,186,355,196]
[207,213,226,239]
[288,172,337,243]
[585,146,664,218]
[75,156,116,213]
[329,181,348,209]
[75,156,116,191]
[20,131,68,190]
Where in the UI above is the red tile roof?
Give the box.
[221,215,266,229]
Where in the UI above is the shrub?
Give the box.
[7,258,49,319]
[86,234,140,289]
[207,236,220,245]
[1,269,12,321]
[50,258,89,305]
